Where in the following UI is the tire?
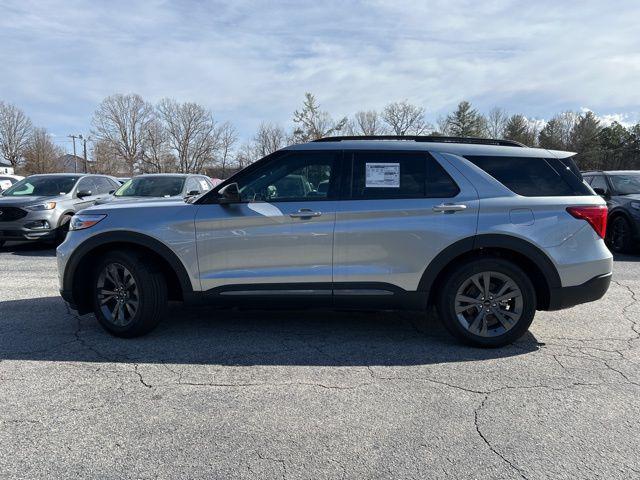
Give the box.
[91,250,167,338]
[437,257,537,348]
[607,216,634,254]
[55,214,73,245]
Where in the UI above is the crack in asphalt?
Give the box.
[257,452,287,480]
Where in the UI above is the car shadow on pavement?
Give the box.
[0,296,541,366]
[0,241,56,257]
[614,253,640,262]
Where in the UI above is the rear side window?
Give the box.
[464,156,591,197]
[348,151,459,199]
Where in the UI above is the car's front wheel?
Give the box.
[437,258,536,348]
[92,250,167,337]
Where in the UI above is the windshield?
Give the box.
[609,174,640,195]
[114,176,186,197]
[2,176,79,197]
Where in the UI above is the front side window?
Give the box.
[236,151,339,202]
[465,156,591,197]
[115,176,186,197]
[589,175,609,194]
[2,176,79,196]
[609,174,640,195]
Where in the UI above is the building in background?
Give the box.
[0,159,14,175]
[56,154,89,173]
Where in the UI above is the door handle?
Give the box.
[289,208,322,218]
[433,203,467,213]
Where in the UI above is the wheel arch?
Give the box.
[64,231,194,314]
[418,234,561,311]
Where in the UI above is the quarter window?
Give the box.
[464,156,590,196]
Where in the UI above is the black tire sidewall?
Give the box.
[609,216,632,253]
[438,258,537,348]
[92,250,166,337]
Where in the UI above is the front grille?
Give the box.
[0,207,28,222]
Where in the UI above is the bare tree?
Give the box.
[539,111,580,150]
[90,139,124,176]
[21,128,63,175]
[214,121,238,178]
[233,142,258,170]
[292,92,347,142]
[347,110,387,136]
[253,122,287,158]
[141,119,175,173]
[0,101,33,169]
[157,99,219,173]
[382,101,430,135]
[91,94,154,175]
[485,107,509,139]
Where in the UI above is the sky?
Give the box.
[1,0,639,153]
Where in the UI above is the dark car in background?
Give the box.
[583,170,640,253]
[0,173,120,247]
[97,174,213,204]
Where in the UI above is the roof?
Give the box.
[25,173,87,177]
[0,158,10,166]
[132,174,200,178]
[583,170,640,175]
[284,138,576,159]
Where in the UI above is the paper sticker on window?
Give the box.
[366,163,400,188]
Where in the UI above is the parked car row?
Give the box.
[0,173,214,247]
[56,136,613,348]
[0,174,24,192]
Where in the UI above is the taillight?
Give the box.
[566,206,608,239]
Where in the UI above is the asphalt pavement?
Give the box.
[0,241,639,479]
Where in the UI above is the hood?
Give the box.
[0,195,62,208]
[95,195,181,205]
[84,197,187,214]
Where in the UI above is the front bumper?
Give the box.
[547,272,612,310]
[0,210,60,241]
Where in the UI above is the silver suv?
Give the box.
[57,136,613,347]
[0,173,120,247]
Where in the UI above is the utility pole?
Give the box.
[79,134,89,173]
[68,134,79,173]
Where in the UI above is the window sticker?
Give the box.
[366,163,400,188]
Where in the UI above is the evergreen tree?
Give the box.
[444,101,485,137]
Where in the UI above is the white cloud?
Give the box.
[0,0,639,150]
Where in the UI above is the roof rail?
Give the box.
[312,135,526,147]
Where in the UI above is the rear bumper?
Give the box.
[547,272,612,310]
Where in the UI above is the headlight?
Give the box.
[631,202,640,210]
[69,214,107,231]
[26,202,56,211]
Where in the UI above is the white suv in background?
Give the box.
[57,136,612,347]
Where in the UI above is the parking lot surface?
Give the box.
[1,242,639,479]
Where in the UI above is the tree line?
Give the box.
[1,93,639,177]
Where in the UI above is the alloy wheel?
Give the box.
[96,262,139,326]
[454,271,523,337]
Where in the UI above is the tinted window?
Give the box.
[590,175,609,193]
[350,151,425,199]
[94,177,116,194]
[426,157,460,198]
[465,156,589,196]
[348,151,459,199]
[3,176,80,196]
[115,176,186,197]
[76,177,96,194]
[609,174,640,195]
[236,151,338,202]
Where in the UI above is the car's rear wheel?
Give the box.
[437,258,536,348]
[92,250,167,337]
[607,216,634,253]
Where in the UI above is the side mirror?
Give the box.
[108,189,116,195]
[76,190,92,198]
[593,187,609,198]
[218,183,241,204]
